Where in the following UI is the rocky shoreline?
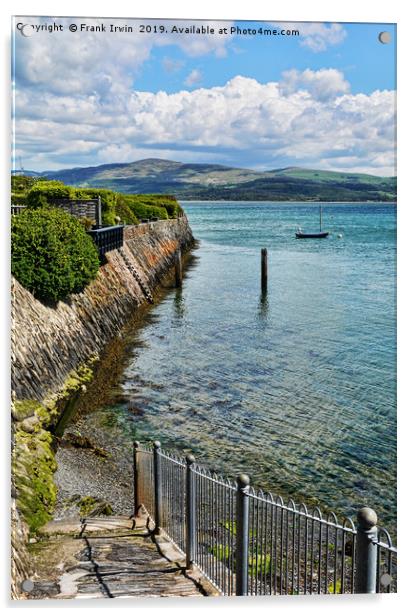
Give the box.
[54,410,134,520]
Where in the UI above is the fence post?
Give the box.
[133,441,141,517]
[185,454,196,570]
[153,441,162,534]
[235,473,250,596]
[355,507,378,593]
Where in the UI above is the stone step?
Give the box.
[27,515,211,600]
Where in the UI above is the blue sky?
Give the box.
[12,18,396,174]
[137,21,396,95]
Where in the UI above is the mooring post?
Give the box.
[185,454,196,570]
[133,441,141,517]
[261,248,268,294]
[175,249,182,287]
[235,473,250,596]
[153,441,162,534]
[355,507,378,593]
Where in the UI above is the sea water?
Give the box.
[103,202,397,530]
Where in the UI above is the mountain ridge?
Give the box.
[14,158,396,201]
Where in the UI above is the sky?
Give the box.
[12,17,396,175]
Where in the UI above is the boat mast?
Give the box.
[319,205,322,232]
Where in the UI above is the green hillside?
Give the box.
[15,159,396,202]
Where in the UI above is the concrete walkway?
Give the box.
[26,514,212,599]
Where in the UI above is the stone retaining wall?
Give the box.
[11,217,194,599]
[12,217,194,403]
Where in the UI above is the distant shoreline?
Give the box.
[179,199,397,204]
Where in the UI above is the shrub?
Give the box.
[126,194,182,217]
[26,183,118,226]
[129,202,168,221]
[115,196,139,225]
[12,208,99,302]
[121,194,168,220]
[26,181,73,208]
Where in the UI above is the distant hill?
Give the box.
[18,159,396,201]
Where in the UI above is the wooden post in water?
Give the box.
[261,248,268,294]
[175,249,182,287]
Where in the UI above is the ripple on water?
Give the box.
[100,202,396,534]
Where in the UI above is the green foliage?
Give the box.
[12,174,182,221]
[78,216,95,230]
[248,552,272,576]
[328,580,342,594]
[13,425,57,533]
[129,194,182,217]
[11,175,49,204]
[78,496,113,516]
[221,520,237,536]
[209,543,231,563]
[12,174,39,193]
[26,181,72,208]
[114,196,139,225]
[121,194,168,221]
[12,208,99,302]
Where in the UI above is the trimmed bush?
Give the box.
[121,194,168,220]
[125,194,182,218]
[12,208,99,302]
[26,181,73,208]
[115,196,139,225]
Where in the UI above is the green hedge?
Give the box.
[16,176,182,222]
[127,194,182,217]
[12,208,99,302]
[121,194,168,220]
[26,181,72,208]
[25,183,117,225]
[114,196,139,225]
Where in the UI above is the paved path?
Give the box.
[27,514,210,599]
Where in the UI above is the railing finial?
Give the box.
[357,507,377,530]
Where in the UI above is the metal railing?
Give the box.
[87,225,124,262]
[133,441,397,596]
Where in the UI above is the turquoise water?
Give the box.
[104,202,397,530]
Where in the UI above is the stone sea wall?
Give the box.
[11,217,194,598]
[12,217,194,403]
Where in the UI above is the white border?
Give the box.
[1,1,412,614]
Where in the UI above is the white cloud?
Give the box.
[14,70,396,175]
[278,22,347,52]
[184,69,203,86]
[280,68,350,101]
[14,18,234,98]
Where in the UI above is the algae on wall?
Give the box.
[11,359,97,534]
[12,401,57,533]
[11,218,194,534]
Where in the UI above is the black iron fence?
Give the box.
[87,225,124,262]
[133,441,397,596]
